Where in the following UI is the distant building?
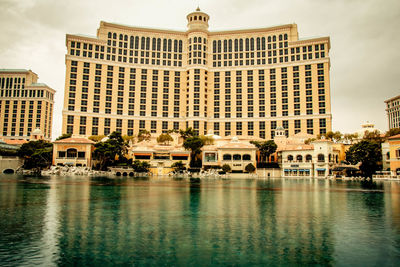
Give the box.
[0,69,55,141]
[385,95,400,130]
[62,8,332,139]
[387,134,400,175]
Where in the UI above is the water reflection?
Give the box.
[0,176,399,266]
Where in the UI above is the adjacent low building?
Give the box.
[387,134,400,175]
[202,136,257,172]
[52,137,95,167]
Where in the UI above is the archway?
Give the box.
[3,169,14,174]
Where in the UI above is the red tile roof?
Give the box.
[53,137,95,144]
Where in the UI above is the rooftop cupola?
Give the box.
[186,7,209,32]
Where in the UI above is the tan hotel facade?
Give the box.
[0,69,55,140]
[62,9,332,139]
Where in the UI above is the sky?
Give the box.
[0,0,399,139]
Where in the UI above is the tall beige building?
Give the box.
[0,69,55,140]
[385,95,400,130]
[62,9,332,139]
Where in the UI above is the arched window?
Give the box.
[174,40,178,52]
[306,155,312,162]
[119,34,123,40]
[318,154,325,162]
[198,37,202,43]
[157,38,161,51]
[267,36,271,43]
[217,40,221,53]
[179,40,183,52]
[199,16,202,20]
[213,41,217,53]
[245,38,249,51]
[287,155,293,161]
[130,36,134,49]
[243,154,251,161]
[146,37,150,50]
[135,36,139,49]
[256,37,260,50]
[167,39,172,52]
[272,35,276,42]
[296,155,303,162]
[113,33,117,39]
[336,155,339,163]
[239,39,243,51]
[141,37,145,49]
[194,37,197,43]
[261,37,266,50]
[203,17,206,21]
[67,148,77,158]
[234,39,238,52]
[250,38,254,51]
[228,39,232,52]
[108,32,112,38]
[223,40,227,53]
[223,154,232,160]
[152,38,157,51]
[233,154,242,161]
[194,16,197,20]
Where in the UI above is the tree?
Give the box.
[171,161,185,172]
[55,133,72,141]
[137,130,151,142]
[18,140,53,171]
[385,128,400,137]
[250,140,277,163]
[305,138,316,145]
[200,135,214,145]
[93,131,128,170]
[132,160,150,173]
[88,135,106,143]
[183,136,204,167]
[222,164,231,173]
[343,133,358,144]
[345,140,382,178]
[122,135,135,144]
[363,130,383,144]
[179,127,196,140]
[245,163,256,173]
[157,133,173,145]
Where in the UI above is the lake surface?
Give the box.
[0,175,399,266]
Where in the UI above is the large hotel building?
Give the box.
[62,9,332,139]
[0,69,55,140]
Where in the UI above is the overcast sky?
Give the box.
[1,0,399,139]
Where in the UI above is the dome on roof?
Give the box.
[276,126,285,131]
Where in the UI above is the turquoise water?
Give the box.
[0,175,399,266]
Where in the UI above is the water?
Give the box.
[0,175,399,266]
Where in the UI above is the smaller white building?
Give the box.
[279,131,340,178]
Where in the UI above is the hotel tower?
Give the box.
[0,69,55,140]
[62,8,332,139]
